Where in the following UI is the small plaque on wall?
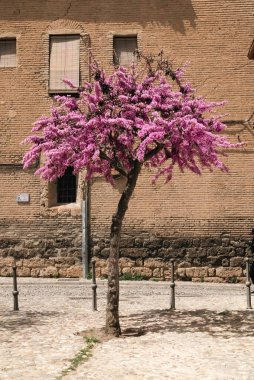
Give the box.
[16,193,30,203]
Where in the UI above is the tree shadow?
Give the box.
[0,310,60,334]
[120,309,254,339]
[1,0,197,34]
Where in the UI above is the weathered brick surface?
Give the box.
[0,1,254,280]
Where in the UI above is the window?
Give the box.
[0,38,16,67]
[49,35,80,92]
[113,36,137,66]
[57,167,77,204]
[248,40,254,59]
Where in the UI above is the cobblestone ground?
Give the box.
[0,278,254,380]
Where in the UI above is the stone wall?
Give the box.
[0,219,83,277]
[0,233,251,283]
[91,234,251,283]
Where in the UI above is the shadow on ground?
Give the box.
[0,311,60,334]
[120,309,254,339]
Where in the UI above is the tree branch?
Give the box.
[144,143,164,161]
[100,151,128,177]
[222,112,254,127]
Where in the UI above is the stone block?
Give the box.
[246,247,252,255]
[216,267,243,278]
[119,258,135,268]
[153,268,162,278]
[144,258,164,269]
[177,268,186,278]
[208,268,215,277]
[39,266,59,277]
[66,266,82,278]
[131,267,152,279]
[178,261,191,268]
[0,239,20,249]
[192,238,201,247]
[143,238,162,250]
[186,267,208,278]
[230,257,244,267]
[235,248,245,256]
[231,241,241,248]
[201,238,221,247]
[222,258,229,267]
[192,278,202,282]
[93,258,107,268]
[207,256,221,266]
[135,258,143,267]
[100,248,110,257]
[237,277,246,284]
[187,248,199,258]
[192,258,201,266]
[0,267,12,276]
[17,267,31,277]
[176,239,193,249]
[120,248,148,258]
[207,247,218,256]
[16,260,23,267]
[101,266,109,276]
[221,238,230,247]
[203,277,224,283]
[58,268,67,277]
[31,268,40,277]
[134,237,144,247]
[157,248,168,256]
[120,236,134,248]
[162,239,172,248]
[92,246,101,255]
[0,257,15,267]
[24,258,47,268]
[122,267,132,275]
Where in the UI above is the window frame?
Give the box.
[48,34,80,95]
[56,166,78,205]
[113,35,138,67]
[0,37,17,68]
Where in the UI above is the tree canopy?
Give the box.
[23,55,238,183]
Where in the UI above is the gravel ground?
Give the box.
[0,278,253,380]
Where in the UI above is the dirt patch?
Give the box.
[78,327,114,343]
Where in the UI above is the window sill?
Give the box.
[48,89,79,97]
[0,66,17,69]
[47,203,81,217]
[50,202,80,209]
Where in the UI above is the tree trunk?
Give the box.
[105,161,141,336]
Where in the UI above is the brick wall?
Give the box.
[0,0,253,280]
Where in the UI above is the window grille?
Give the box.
[49,35,80,92]
[57,167,77,204]
[113,36,137,66]
[0,38,16,67]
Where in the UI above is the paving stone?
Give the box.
[0,278,253,379]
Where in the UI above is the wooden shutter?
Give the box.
[113,37,137,66]
[49,35,80,91]
[0,39,16,67]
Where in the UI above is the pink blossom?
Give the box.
[23,60,242,184]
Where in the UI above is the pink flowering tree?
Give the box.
[23,54,239,336]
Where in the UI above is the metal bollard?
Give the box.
[12,265,19,311]
[170,259,176,310]
[91,259,97,311]
[246,258,252,310]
